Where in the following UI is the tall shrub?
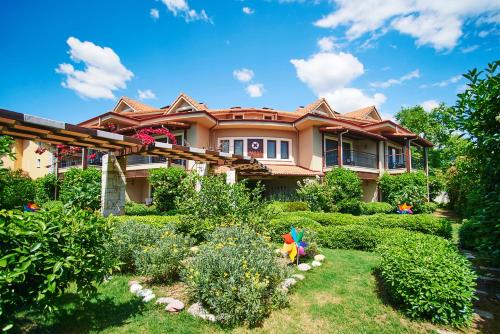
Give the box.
[378,172,427,211]
[324,167,362,203]
[0,169,35,210]
[0,136,14,167]
[296,178,336,212]
[149,167,187,212]
[176,173,267,241]
[35,173,58,204]
[0,208,118,327]
[60,167,101,211]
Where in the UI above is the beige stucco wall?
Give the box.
[298,127,323,171]
[212,128,299,165]
[1,139,52,179]
[126,177,150,203]
[362,179,379,202]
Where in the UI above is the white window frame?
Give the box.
[217,137,293,161]
[155,131,184,146]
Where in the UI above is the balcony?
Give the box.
[127,155,167,166]
[385,153,406,170]
[324,149,377,170]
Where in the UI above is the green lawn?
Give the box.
[17,249,449,334]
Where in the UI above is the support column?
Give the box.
[193,163,208,191]
[424,146,430,200]
[81,148,88,169]
[405,139,411,172]
[226,169,237,184]
[378,141,385,176]
[337,133,343,167]
[101,153,127,216]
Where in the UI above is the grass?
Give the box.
[17,248,451,334]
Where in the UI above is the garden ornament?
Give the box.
[23,202,39,212]
[397,203,413,214]
[281,226,307,264]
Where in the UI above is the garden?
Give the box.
[1,62,498,333]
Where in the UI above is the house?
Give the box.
[2,93,432,203]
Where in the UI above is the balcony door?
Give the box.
[324,138,338,167]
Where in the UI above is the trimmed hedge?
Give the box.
[267,201,310,214]
[281,212,452,239]
[124,202,160,216]
[377,233,477,326]
[113,215,181,227]
[360,202,394,215]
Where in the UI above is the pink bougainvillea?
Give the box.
[133,127,177,145]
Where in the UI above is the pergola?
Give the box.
[0,109,270,215]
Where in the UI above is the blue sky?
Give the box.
[0,0,498,123]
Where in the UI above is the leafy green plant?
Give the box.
[41,200,64,211]
[134,227,193,283]
[318,225,382,251]
[34,173,58,204]
[296,178,336,212]
[337,198,362,215]
[418,201,438,214]
[124,201,160,216]
[378,172,428,212]
[113,215,181,227]
[360,202,393,215]
[184,226,289,327]
[0,169,35,209]
[176,173,268,241]
[59,167,101,211]
[377,233,477,326]
[0,208,118,327]
[267,201,309,214]
[0,136,14,167]
[324,168,362,203]
[149,167,187,212]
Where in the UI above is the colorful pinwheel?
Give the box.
[23,202,39,212]
[281,227,308,264]
[397,203,413,214]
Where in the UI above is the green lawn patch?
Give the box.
[16,248,448,334]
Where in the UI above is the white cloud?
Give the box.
[138,89,157,100]
[460,45,480,53]
[161,0,211,23]
[150,8,160,20]
[420,74,462,88]
[246,83,265,97]
[421,99,439,111]
[370,69,420,88]
[313,0,500,50]
[242,7,254,15]
[317,36,336,51]
[290,51,386,112]
[55,37,133,99]
[233,68,254,83]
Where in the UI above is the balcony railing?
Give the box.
[58,156,81,169]
[127,155,168,166]
[324,149,377,169]
[386,153,406,170]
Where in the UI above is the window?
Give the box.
[264,115,273,120]
[342,142,352,164]
[234,115,243,120]
[267,140,276,159]
[36,158,41,168]
[220,140,230,153]
[234,140,244,156]
[325,138,338,167]
[280,141,289,159]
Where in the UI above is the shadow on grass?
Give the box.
[15,293,144,334]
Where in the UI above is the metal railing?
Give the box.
[127,155,168,166]
[58,156,81,169]
[324,149,377,169]
[385,153,406,169]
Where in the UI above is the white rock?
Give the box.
[166,300,185,312]
[282,278,297,289]
[188,302,216,322]
[143,293,156,303]
[129,283,143,294]
[314,254,325,262]
[311,261,322,267]
[297,263,311,271]
[137,289,153,298]
[156,297,177,305]
[292,274,305,281]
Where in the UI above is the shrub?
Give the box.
[113,215,181,227]
[324,168,363,203]
[59,167,101,211]
[377,233,477,326]
[108,220,168,271]
[281,212,452,239]
[337,198,362,215]
[34,173,58,204]
[149,167,187,212]
[176,174,268,241]
[0,208,118,326]
[360,202,394,215]
[318,225,382,251]
[267,216,323,244]
[419,201,438,214]
[0,169,35,209]
[124,201,160,216]
[296,178,336,212]
[267,201,309,213]
[184,226,289,327]
[459,219,480,250]
[134,227,194,283]
[379,172,428,212]
[41,200,64,211]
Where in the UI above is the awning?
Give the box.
[319,126,386,141]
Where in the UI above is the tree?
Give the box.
[0,136,14,167]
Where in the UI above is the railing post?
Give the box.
[424,146,430,200]
[337,133,343,167]
[81,148,88,170]
[405,139,411,172]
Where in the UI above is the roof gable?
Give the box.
[165,93,205,115]
[297,98,337,118]
[343,106,382,122]
[113,97,156,113]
